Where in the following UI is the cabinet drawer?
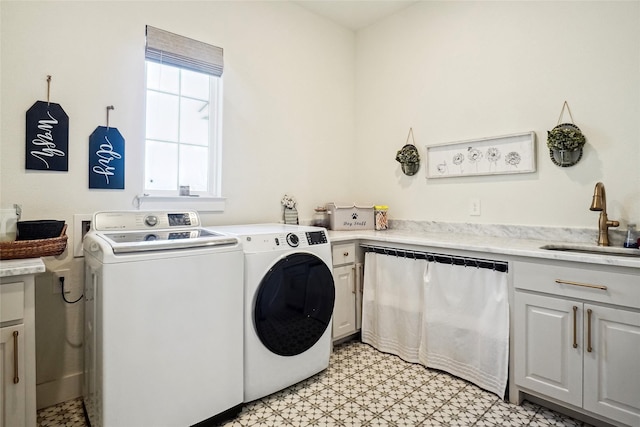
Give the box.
[1,281,25,323]
[332,243,356,266]
[514,260,640,309]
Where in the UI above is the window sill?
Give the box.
[137,195,226,212]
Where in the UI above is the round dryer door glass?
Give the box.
[254,253,335,357]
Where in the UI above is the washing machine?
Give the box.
[209,224,335,402]
[83,211,244,427]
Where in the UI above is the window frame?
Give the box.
[140,26,225,211]
[143,61,222,198]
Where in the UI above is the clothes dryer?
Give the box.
[210,224,335,402]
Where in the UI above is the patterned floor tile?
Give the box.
[380,401,429,426]
[38,340,593,427]
[478,400,534,426]
[529,408,584,427]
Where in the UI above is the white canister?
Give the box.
[0,208,19,242]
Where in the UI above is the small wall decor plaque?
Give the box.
[25,75,69,171]
[89,106,125,189]
[426,131,536,179]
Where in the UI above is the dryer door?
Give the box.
[254,253,335,356]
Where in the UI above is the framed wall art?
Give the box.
[425,131,536,179]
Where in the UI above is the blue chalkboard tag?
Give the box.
[25,101,69,171]
[89,126,125,189]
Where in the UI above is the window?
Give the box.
[144,26,223,197]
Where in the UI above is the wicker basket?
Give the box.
[0,225,68,260]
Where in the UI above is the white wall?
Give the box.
[2,0,640,409]
[355,1,640,227]
[0,0,355,406]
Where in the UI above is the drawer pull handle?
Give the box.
[13,331,19,384]
[343,251,349,257]
[555,279,607,291]
[587,309,593,353]
[572,306,578,349]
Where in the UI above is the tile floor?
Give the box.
[38,340,592,427]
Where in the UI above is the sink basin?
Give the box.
[541,244,640,257]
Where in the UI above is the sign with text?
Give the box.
[88,126,125,189]
[25,101,69,171]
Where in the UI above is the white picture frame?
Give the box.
[425,131,536,179]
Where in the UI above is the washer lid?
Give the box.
[98,228,238,254]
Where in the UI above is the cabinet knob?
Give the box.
[343,251,349,257]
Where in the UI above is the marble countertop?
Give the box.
[0,258,46,278]
[328,229,640,270]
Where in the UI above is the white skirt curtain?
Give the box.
[361,252,509,398]
[418,261,509,397]
[361,252,428,363]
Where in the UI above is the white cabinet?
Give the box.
[514,259,640,427]
[1,325,26,427]
[0,259,43,427]
[583,304,640,424]
[331,242,362,341]
[515,291,583,407]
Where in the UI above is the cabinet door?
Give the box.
[1,325,25,427]
[514,291,582,407]
[583,304,640,426]
[332,264,357,340]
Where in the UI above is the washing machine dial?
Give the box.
[286,233,299,247]
[144,215,158,227]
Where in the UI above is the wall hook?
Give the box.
[46,75,52,106]
[106,105,115,130]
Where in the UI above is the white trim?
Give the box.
[136,195,226,212]
[73,214,93,258]
[36,372,83,409]
[210,77,223,196]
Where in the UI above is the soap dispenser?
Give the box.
[623,223,639,248]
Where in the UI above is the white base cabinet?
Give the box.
[1,325,26,427]
[514,259,640,427]
[515,291,583,407]
[583,305,640,425]
[1,258,43,427]
[331,242,362,341]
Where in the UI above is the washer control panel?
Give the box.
[280,231,327,248]
[93,211,200,232]
[242,229,328,252]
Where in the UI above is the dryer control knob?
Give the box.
[286,233,299,247]
[144,215,158,227]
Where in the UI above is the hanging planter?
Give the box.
[396,128,420,176]
[547,102,586,167]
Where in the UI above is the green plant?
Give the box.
[547,125,586,151]
[395,145,420,164]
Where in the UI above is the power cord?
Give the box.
[59,276,83,304]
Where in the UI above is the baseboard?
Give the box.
[37,372,83,409]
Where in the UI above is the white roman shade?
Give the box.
[145,25,223,77]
